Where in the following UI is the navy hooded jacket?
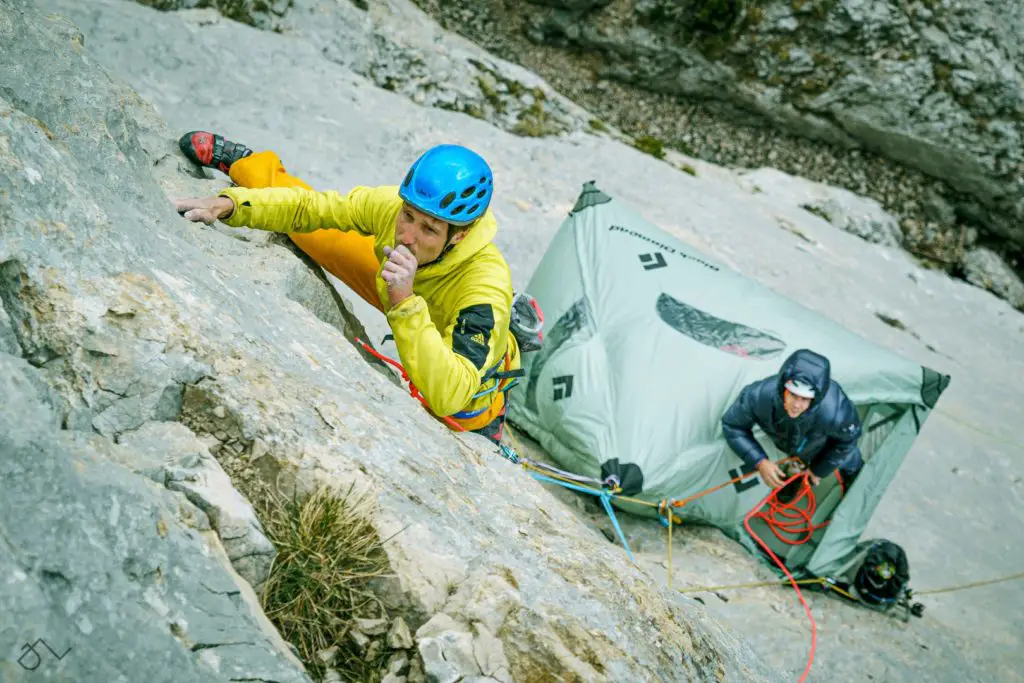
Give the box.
[721,349,863,478]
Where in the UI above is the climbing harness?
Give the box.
[352,291,542,441]
[450,349,524,443]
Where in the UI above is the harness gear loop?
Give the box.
[453,349,523,418]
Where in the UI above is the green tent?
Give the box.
[508,182,950,577]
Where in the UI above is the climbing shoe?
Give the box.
[178,130,252,175]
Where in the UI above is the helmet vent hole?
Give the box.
[452,204,466,215]
[440,192,456,209]
[403,170,414,187]
[467,203,480,214]
[460,185,477,198]
[476,189,486,199]
[479,176,487,184]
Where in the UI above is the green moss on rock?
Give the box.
[634,135,666,159]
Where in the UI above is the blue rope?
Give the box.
[528,473,636,562]
[599,492,635,563]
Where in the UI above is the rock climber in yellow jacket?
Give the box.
[173,131,528,443]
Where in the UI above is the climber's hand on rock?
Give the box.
[174,196,234,225]
[756,459,786,489]
[382,245,417,306]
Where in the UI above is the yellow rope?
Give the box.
[915,571,1024,596]
[676,577,828,594]
[674,571,1024,602]
[667,511,673,590]
[828,583,858,601]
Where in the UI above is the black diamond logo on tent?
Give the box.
[729,465,760,493]
[553,375,574,401]
[639,252,667,270]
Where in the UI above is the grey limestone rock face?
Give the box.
[119,422,278,591]
[0,353,309,683]
[962,246,1024,310]
[741,167,904,247]
[126,0,601,141]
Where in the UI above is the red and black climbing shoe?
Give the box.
[178,131,253,175]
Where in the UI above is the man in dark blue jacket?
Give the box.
[722,349,863,490]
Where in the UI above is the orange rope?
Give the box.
[669,457,799,510]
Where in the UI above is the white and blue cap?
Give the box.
[785,378,816,399]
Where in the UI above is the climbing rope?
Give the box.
[504,423,830,683]
[526,471,639,562]
[677,577,830,594]
[667,464,778,511]
[743,473,820,683]
[657,457,801,587]
[747,473,837,546]
[352,341,654,561]
[673,571,1024,600]
[667,508,673,589]
[914,571,1024,596]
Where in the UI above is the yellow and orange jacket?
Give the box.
[218,184,521,431]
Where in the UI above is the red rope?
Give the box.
[355,338,466,432]
[743,473,820,683]
[749,470,845,546]
[753,476,828,545]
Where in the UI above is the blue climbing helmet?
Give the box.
[399,144,494,227]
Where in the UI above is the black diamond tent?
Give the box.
[507,182,950,585]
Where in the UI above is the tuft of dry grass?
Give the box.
[254,483,393,682]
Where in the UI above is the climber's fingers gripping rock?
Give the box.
[174,195,235,225]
